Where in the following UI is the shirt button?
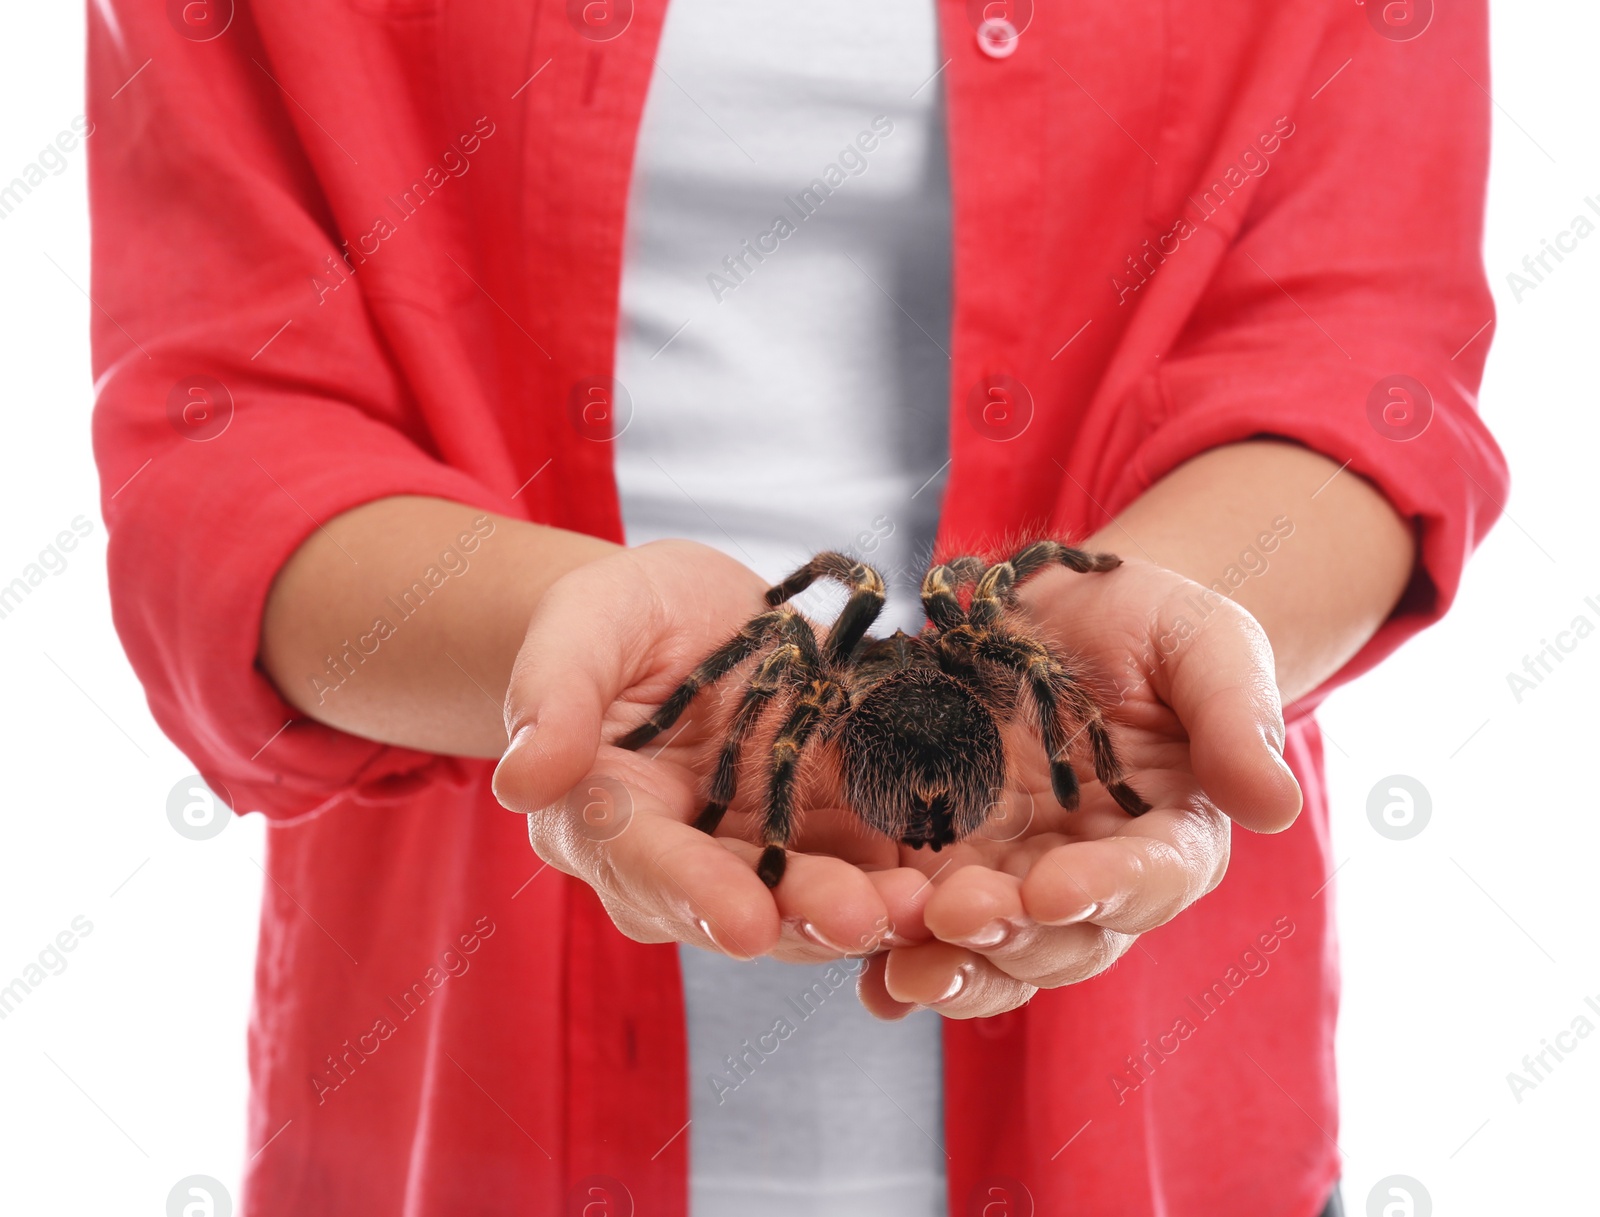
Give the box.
[976,17,1020,58]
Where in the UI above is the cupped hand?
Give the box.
[857,555,1303,1021]
[490,539,923,964]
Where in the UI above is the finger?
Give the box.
[762,861,928,964]
[756,849,896,963]
[1154,595,1303,832]
[525,773,783,959]
[855,953,921,1022]
[1019,804,1230,935]
[492,563,657,816]
[920,862,1027,945]
[882,943,1037,1019]
[866,864,941,949]
[920,862,1130,989]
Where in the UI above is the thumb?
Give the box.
[1159,597,1303,833]
[491,563,652,814]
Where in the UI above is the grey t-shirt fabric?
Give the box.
[677,950,947,1216]
[610,0,954,1212]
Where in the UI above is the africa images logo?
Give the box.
[706,117,897,303]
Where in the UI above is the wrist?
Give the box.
[1078,442,1413,703]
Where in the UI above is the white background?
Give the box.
[0,4,1593,1213]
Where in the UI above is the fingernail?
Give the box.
[696,918,723,951]
[932,964,973,1005]
[859,921,898,954]
[786,918,850,953]
[1260,721,1287,755]
[1044,902,1099,927]
[865,996,925,1022]
[956,919,1016,949]
[696,918,754,961]
[491,723,536,808]
[1269,744,1301,789]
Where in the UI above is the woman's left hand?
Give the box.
[857,554,1304,1019]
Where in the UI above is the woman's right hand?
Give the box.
[490,539,929,966]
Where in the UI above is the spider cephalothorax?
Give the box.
[614,541,1151,888]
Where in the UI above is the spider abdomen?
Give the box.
[838,669,1005,850]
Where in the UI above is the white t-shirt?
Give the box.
[612,2,953,1214]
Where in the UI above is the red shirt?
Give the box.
[89,2,1505,1214]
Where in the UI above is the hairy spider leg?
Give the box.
[967,561,1015,627]
[764,551,887,663]
[693,616,825,835]
[612,607,798,751]
[757,680,848,888]
[942,554,989,587]
[1005,539,1122,594]
[974,631,1151,817]
[918,554,988,621]
[965,540,1124,626]
[919,564,967,631]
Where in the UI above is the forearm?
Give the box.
[1086,440,1414,705]
[259,495,617,758]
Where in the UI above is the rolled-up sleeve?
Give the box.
[88,7,510,819]
[1116,3,1508,695]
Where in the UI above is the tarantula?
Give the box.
[614,541,1151,888]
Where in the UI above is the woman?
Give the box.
[89,0,1503,1213]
